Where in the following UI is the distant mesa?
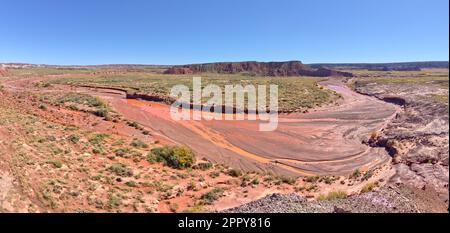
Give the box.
[310,61,449,71]
[367,66,421,71]
[164,61,354,77]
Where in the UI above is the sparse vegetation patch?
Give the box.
[150,145,196,169]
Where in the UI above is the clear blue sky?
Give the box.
[1,0,448,65]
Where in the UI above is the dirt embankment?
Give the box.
[0,67,8,77]
[165,61,353,77]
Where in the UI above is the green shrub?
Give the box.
[112,139,125,146]
[182,204,204,213]
[127,121,140,128]
[67,105,79,111]
[305,176,320,183]
[209,171,220,178]
[130,138,149,148]
[142,130,150,135]
[130,151,144,162]
[150,145,196,169]
[89,133,109,145]
[361,182,378,193]
[278,175,296,185]
[115,148,130,157]
[186,181,197,191]
[94,108,109,118]
[201,188,223,204]
[107,193,121,209]
[146,152,163,163]
[349,169,361,179]
[193,162,213,171]
[227,168,242,177]
[320,176,335,184]
[362,170,373,181]
[251,178,260,185]
[92,147,102,154]
[317,191,347,201]
[169,203,179,213]
[147,181,172,192]
[108,163,133,177]
[125,181,138,187]
[68,134,80,143]
[47,160,62,168]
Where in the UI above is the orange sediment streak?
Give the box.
[126,98,313,176]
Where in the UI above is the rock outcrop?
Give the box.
[223,184,447,213]
[355,80,449,205]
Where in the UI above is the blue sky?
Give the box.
[1,0,448,65]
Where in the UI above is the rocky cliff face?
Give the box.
[164,61,353,77]
[355,80,449,205]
